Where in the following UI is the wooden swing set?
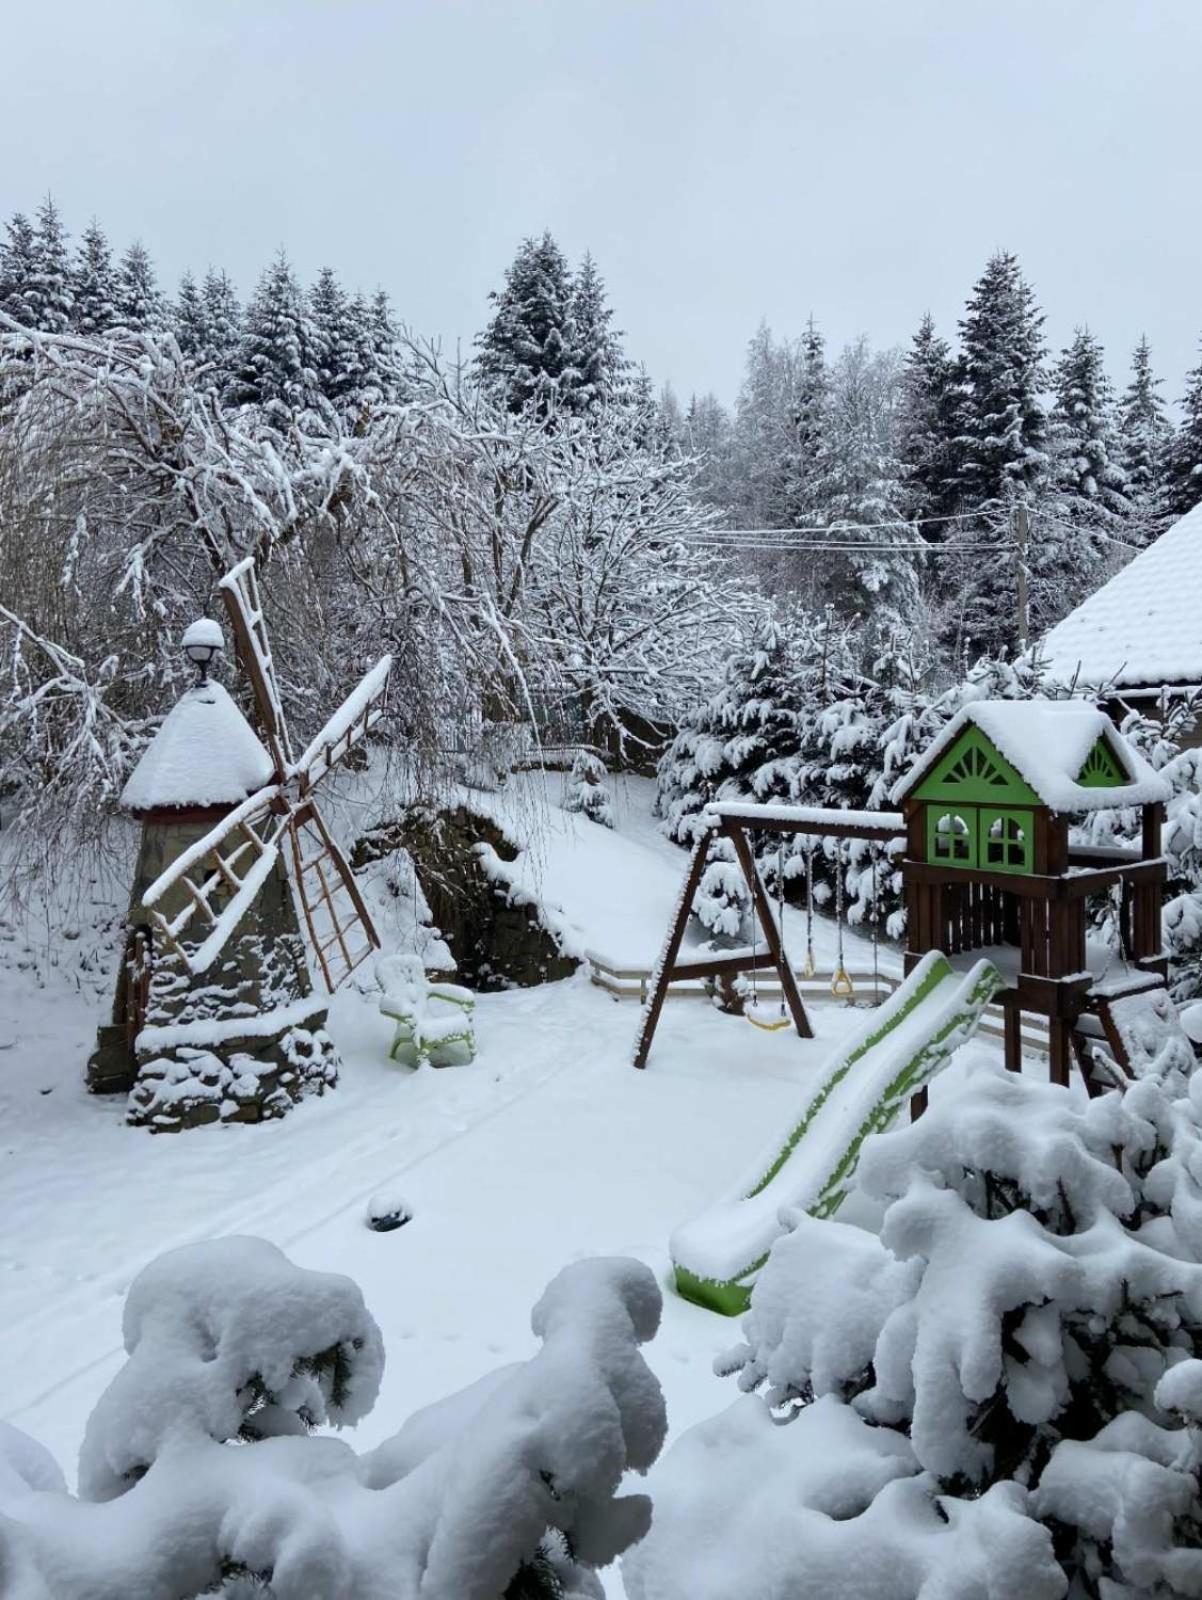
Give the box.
[632,802,903,1069]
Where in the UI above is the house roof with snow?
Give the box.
[890,699,1171,814]
[1041,501,1202,693]
[120,680,275,813]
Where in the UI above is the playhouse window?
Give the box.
[929,810,974,865]
[982,809,1032,873]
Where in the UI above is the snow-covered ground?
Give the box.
[0,774,980,1595]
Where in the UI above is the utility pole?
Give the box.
[1014,502,1030,651]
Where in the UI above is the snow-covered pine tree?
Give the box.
[1118,334,1175,543]
[172,271,208,360]
[571,250,626,412]
[805,339,920,633]
[308,265,356,405]
[115,241,164,332]
[1040,327,1128,630]
[365,288,406,407]
[684,391,736,513]
[199,267,241,394]
[655,383,685,457]
[782,315,829,531]
[897,311,964,531]
[231,251,319,419]
[0,211,38,328]
[476,232,578,416]
[70,221,119,337]
[945,250,1051,657]
[563,748,614,828]
[25,196,74,333]
[731,319,793,530]
[656,618,805,940]
[1165,339,1202,520]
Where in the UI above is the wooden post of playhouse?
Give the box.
[1003,994,1022,1073]
[632,829,714,1069]
[722,820,813,1040]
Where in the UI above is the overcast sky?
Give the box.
[4,0,1199,406]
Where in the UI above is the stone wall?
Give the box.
[354,806,578,990]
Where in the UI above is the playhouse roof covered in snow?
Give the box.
[891,699,1171,814]
[1041,501,1202,692]
[120,680,275,813]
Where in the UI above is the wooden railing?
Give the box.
[586,951,1050,1057]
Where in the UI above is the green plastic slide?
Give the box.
[671,951,1003,1316]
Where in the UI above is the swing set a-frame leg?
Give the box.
[724,821,813,1040]
[632,828,714,1068]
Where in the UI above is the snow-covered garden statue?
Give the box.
[86,557,391,1131]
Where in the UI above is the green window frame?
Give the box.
[981,808,1033,873]
[927,808,976,867]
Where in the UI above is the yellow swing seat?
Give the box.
[831,968,855,1000]
[746,1000,791,1032]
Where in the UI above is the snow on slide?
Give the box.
[670,951,1002,1316]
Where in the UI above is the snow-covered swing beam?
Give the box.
[632,802,904,1069]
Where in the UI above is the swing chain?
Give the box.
[831,843,855,1000]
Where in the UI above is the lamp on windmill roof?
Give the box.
[181,617,224,682]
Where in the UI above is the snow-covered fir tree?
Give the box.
[365,288,406,407]
[571,250,626,412]
[196,268,241,395]
[783,315,830,528]
[1035,326,1129,631]
[954,249,1050,508]
[563,748,614,828]
[1051,327,1129,523]
[731,319,794,529]
[115,241,164,332]
[945,251,1050,657]
[897,311,964,530]
[0,211,37,326]
[231,251,318,418]
[1118,334,1174,542]
[684,391,736,511]
[806,339,919,632]
[70,221,119,337]
[476,231,579,416]
[308,264,357,406]
[25,196,74,333]
[1165,339,1202,520]
[172,271,208,360]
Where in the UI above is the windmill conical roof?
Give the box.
[121,680,275,812]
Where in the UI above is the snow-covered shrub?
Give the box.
[563,749,614,827]
[1,1238,666,1600]
[632,1053,1202,1598]
[693,834,750,943]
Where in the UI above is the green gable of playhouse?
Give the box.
[1076,735,1128,789]
[911,724,1040,807]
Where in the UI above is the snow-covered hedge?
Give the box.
[627,1049,1202,1598]
[0,1238,666,1599]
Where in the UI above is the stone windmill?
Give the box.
[87,558,391,1131]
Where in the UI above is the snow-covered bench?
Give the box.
[377,954,476,1068]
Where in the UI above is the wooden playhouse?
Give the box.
[892,700,1172,1083]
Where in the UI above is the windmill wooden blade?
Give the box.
[219,557,294,773]
[293,656,392,794]
[140,785,287,973]
[286,803,381,992]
